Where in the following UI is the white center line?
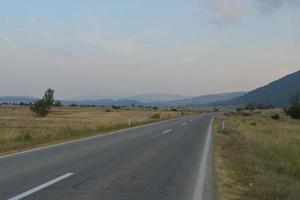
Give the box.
[9,173,74,200]
[182,122,187,126]
[162,129,173,134]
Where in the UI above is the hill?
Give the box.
[165,92,246,106]
[213,70,300,107]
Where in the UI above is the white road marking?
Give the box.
[9,173,74,200]
[193,117,214,200]
[162,129,173,134]
[152,129,174,139]
[181,122,187,126]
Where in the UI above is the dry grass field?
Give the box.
[214,109,300,200]
[0,106,196,155]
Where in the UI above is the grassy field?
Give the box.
[0,106,197,155]
[214,109,300,200]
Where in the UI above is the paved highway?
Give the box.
[0,114,214,200]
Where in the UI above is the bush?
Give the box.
[250,121,257,126]
[112,105,120,109]
[31,100,49,117]
[151,113,160,119]
[236,107,244,112]
[242,112,251,117]
[245,103,256,111]
[285,95,300,119]
[245,103,274,111]
[23,133,32,142]
[271,114,280,120]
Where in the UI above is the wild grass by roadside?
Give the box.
[214,109,300,200]
[0,106,199,155]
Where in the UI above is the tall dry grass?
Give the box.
[0,106,192,154]
[214,109,300,200]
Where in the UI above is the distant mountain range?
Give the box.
[165,92,246,106]
[0,96,38,104]
[1,71,298,107]
[63,99,143,106]
[128,94,187,103]
[210,70,300,107]
[61,92,245,107]
[0,92,246,107]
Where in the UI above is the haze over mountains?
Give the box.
[0,92,245,107]
[128,94,187,103]
[1,71,299,107]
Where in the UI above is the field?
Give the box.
[0,106,197,155]
[214,109,300,200]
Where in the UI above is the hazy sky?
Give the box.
[0,0,299,99]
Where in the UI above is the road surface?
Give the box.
[0,114,214,200]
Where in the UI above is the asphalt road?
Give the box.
[0,114,214,200]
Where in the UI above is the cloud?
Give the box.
[0,30,17,52]
[207,0,246,24]
[254,0,300,13]
[203,0,300,25]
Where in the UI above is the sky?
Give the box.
[0,0,299,99]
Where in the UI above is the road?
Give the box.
[0,114,214,200]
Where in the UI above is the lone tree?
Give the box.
[284,95,300,119]
[31,88,55,117]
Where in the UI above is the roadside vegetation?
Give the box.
[214,109,300,200]
[0,105,199,155]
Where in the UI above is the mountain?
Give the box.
[0,96,38,104]
[128,94,186,103]
[62,99,144,106]
[165,92,246,106]
[213,70,300,107]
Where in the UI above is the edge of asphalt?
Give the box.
[193,115,215,200]
[0,114,200,160]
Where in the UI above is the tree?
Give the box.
[44,88,55,106]
[31,88,55,117]
[284,95,300,119]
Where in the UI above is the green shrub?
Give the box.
[151,113,160,119]
[236,107,244,112]
[284,95,300,119]
[23,133,32,142]
[271,114,280,120]
[250,121,257,126]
